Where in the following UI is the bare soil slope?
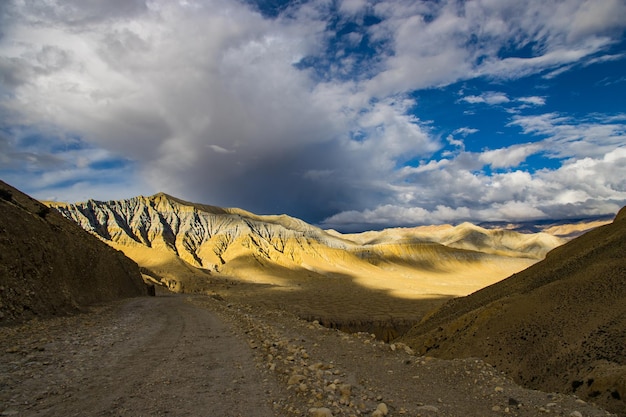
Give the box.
[0,180,148,322]
[400,207,626,415]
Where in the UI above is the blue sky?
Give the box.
[1,0,625,231]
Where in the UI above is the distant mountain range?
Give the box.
[47,192,582,296]
[478,216,614,238]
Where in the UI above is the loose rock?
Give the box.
[309,407,333,417]
[416,405,439,413]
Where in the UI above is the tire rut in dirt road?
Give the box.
[0,295,275,417]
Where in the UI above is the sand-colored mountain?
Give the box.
[0,181,148,322]
[331,221,565,258]
[50,193,566,339]
[479,217,614,238]
[399,207,626,415]
[540,219,613,238]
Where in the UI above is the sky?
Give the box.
[1,0,625,232]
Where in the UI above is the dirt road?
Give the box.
[0,295,276,417]
[0,294,617,417]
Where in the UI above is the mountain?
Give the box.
[50,193,353,288]
[49,193,566,340]
[478,216,614,238]
[399,207,626,415]
[49,193,565,290]
[331,221,565,259]
[0,181,148,322]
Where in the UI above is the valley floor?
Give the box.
[0,294,617,417]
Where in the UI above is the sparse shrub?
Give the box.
[37,205,50,218]
[0,189,12,201]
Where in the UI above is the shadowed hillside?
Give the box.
[0,181,148,322]
[400,207,626,415]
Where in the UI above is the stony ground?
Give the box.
[0,294,617,417]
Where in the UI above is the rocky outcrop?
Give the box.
[0,181,148,322]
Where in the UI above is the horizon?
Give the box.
[1,0,625,232]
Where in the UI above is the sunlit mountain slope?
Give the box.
[49,193,560,295]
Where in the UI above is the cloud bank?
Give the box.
[1,0,625,231]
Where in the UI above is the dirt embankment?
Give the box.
[0,294,617,417]
[0,180,148,323]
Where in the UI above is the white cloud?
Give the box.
[321,200,550,229]
[461,94,545,109]
[479,143,543,168]
[323,114,626,229]
[1,0,336,203]
[208,145,234,154]
[542,64,575,80]
[339,0,368,16]
[452,127,479,136]
[322,112,626,230]
[509,113,626,159]
[363,0,626,96]
[477,38,609,80]
[567,0,626,41]
[0,132,149,203]
[322,146,626,229]
[585,53,626,66]
[348,97,440,170]
[446,135,464,149]
[517,96,546,106]
[461,92,510,105]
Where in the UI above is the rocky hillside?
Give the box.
[399,207,626,415]
[50,193,564,290]
[51,193,352,273]
[0,181,148,322]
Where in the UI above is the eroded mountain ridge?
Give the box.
[51,193,565,279]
